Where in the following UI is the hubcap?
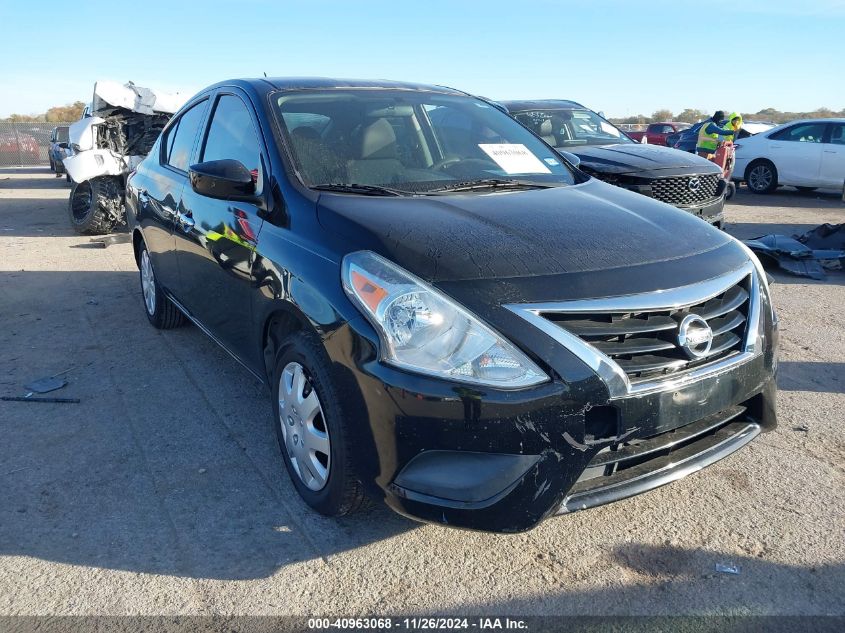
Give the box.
[140,250,156,315]
[749,165,772,191]
[278,362,330,491]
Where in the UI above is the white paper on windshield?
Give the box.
[478,144,551,174]
[600,121,619,136]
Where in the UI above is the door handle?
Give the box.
[823,150,836,153]
[177,212,195,233]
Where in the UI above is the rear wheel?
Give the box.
[745,160,778,194]
[138,243,185,329]
[68,177,124,235]
[271,333,365,516]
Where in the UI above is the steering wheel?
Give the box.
[430,156,463,171]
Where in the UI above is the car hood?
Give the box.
[317,178,739,292]
[564,143,721,176]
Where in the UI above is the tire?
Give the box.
[745,160,778,194]
[795,186,817,193]
[138,242,185,329]
[271,332,365,516]
[68,177,124,235]
[725,181,737,200]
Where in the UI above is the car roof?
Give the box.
[198,77,468,97]
[498,99,586,112]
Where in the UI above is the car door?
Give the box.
[135,98,209,294]
[173,91,266,362]
[767,122,826,186]
[820,123,845,188]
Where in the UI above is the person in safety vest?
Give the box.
[697,110,735,158]
[721,112,743,142]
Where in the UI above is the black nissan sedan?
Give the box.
[125,78,778,533]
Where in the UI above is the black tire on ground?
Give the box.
[137,241,185,330]
[745,159,778,194]
[725,181,737,200]
[795,187,817,192]
[68,177,124,235]
[271,332,366,517]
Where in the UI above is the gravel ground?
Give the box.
[1,168,843,617]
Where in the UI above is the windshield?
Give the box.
[272,90,577,193]
[512,108,633,148]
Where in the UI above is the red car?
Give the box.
[0,131,41,165]
[626,122,690,146]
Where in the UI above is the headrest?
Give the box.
[291,126,321,142]
[539,119,554,135]
[360,118,397,159]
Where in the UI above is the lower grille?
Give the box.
[541,275,751,382]
[560,405,760,514]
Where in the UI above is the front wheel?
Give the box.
[68,177,124,235]
[725,181,737,200]
[745,160,778,194]
[271,333,365,516]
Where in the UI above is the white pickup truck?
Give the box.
[63,81,184,234]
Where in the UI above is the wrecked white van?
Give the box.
[64,81,183,234]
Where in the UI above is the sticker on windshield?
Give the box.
[544,158,560,166]
[600,121,619,135]
[478,144,551,174]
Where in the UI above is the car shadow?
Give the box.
[427,544,845,619]
[1,269,417,581]
[777,361,845,394]
[729,187,843,208]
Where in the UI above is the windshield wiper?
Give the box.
[311,183,407,196]
[425,179,558,193]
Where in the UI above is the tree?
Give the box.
[676,108,707,123]
[651,109,674,122]
[3,101,86,122]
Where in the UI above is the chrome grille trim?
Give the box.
[505,262,761,399]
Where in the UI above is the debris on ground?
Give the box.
[743,223,845,280]
[1,396,81,404]
[715,562,741,575]
[23,376,67,394]
[793,424,810,433]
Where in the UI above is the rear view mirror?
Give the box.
[557,150,581,168]
[189,159,256,201]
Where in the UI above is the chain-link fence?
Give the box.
[0,121,76,167]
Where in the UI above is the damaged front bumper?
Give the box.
[333,320,777,533]
[62,149,143,184]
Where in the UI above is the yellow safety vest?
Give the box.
[722,112,742,142]
[697,120,721,152]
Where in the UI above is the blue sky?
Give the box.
[1,0,843,118]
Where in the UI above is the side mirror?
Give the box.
[557,150,581,168]
[189,159,256,201]
[58,142,69,149]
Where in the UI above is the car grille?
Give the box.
[540,275,751,383]
[650,173,720,205]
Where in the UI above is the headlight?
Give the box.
[342,251,548,389]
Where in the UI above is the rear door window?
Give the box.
[164,100,208,171]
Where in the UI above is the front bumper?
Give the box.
[676,195,724,227]
[332,316,777,533]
